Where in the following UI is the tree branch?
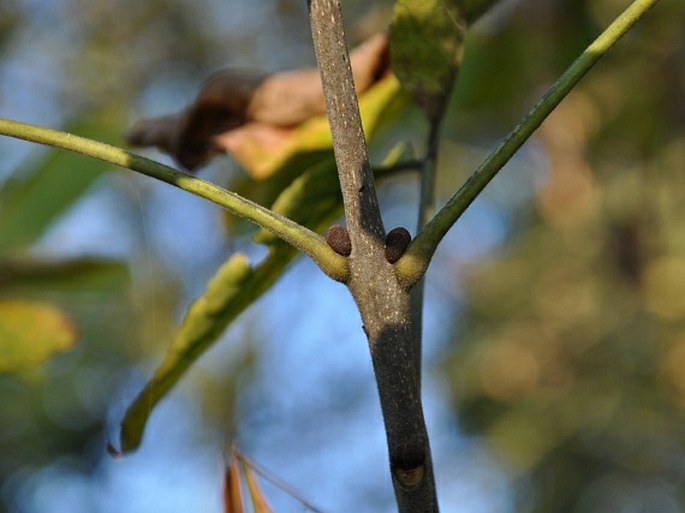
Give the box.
[0,118,348,282]
[307,0,385,248]
[308,1,438,511]
[395,0,662,288]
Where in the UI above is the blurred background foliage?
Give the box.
[0,0,683,512]
[441,1,685,512]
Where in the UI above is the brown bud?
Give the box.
[326,224,352,257]
[385,227,411,264]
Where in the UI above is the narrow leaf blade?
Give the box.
[116,74,409,457]
[117,246,295,453]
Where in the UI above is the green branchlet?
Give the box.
[0,118,349,282]
[395,0,661,289]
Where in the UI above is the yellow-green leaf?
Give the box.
[117,245,298,453]
[390,0,468,123]
[116,74,411,457]
[0,300,78,372]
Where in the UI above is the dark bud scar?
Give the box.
[326,224,352,256]
[391,442,426,488]
[385,227,411,264]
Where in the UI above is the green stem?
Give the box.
[0,118,349,281]
[396,0,661,287]
[409,120,442,381]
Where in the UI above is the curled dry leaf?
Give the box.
[127,33,390,171]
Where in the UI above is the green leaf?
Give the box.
[233,74,407,207]
[252,143,413,247]
[0,121,116,253]
[116,135,419,454]
[390,0,468,123]
[253,158,339,246]
[0,300,78,372]
[117,247,296,453]
[116,76,412,455]
[229,73,408,233]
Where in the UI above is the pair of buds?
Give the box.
[326,225,411,264]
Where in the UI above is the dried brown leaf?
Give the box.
[127,33,389,171]
[223,457,244,513]
[240,458,272,513]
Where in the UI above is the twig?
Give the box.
[410,120,443,382]
[0,117,348,282]
[308,1,439,511]
[396,0,662,288]
[307,0,385,249]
